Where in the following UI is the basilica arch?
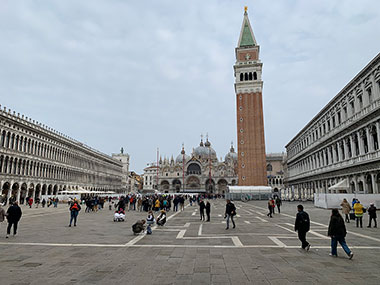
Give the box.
[186,176,200,189]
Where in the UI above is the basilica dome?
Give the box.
[175,147,190,163]
[225,144,238,162]
[194,139,217,158]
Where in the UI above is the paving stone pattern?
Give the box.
[0,200,380,284]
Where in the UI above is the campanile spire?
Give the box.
[234,7,267,186]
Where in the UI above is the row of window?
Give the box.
[288,79,380,157]
[239,72,258,82]
[0,155,120,184]
[0,128,120,174]
[289,124,379,175]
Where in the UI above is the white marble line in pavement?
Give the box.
[268,236,287,247]
[244,221,251,224]
[126,204,189,246]
[198,224,203,236]
[255,216,268,223]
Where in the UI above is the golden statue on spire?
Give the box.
[244,6,248,12]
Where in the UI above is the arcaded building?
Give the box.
[0,106,124,203]
[285,53,380,199]
[234,8,267,186]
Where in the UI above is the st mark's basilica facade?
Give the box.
[143,137,238,194]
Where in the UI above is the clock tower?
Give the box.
[234,7,267,186]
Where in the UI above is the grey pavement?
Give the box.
[0,200,380,284]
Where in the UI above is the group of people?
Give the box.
[132,209,167,235]
[340,198,377,228]
[267,196,282,217]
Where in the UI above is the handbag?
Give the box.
[349,212,355,220]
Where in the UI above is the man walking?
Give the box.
[199,200,206,221]
[205,201,211,222]
[367,203,377,228]
[275,196,282,213]
[6,201,22,238]
[224,199,236,230]
[294,205,310,251]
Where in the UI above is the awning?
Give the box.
[329,179,349,191]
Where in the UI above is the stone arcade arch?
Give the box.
[20,183,27,204]
[217,179,228,194]
[186,176,200,189]
[161,180,170,191]
[205,179,215,193]
[1,182,11,203]
[172,179,181,192]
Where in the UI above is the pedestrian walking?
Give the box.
[275,196,282,214]
[68,200,81,227]
[28,197,33,208]
[267,198,274,218]
[224,199,236,230]
[353,200,364,228]
[367,203,377,228]
[6,201,22,238]
[328,209,354,259]
[206,201,211,222]
[340,198,351,223]
[199,200,206,221]
[294,205,310,251]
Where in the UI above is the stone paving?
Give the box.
[0,200,380,284]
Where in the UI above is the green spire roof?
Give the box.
[240,20,255,47]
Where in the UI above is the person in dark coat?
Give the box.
[6,201,22,238]
[328,208,353,259]
[367,203,377,228]
[275,197,282,213]
[205,201,211,222]
[224,200,236,230]
[294,205,310,250]
[199,200,206,221]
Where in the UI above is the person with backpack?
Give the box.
[224,199,236,230]
[294,205,310,251]
[68,200,81,227]
[328,209,354,259]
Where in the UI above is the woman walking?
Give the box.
[328,209,354,259]
[340,198,351,223]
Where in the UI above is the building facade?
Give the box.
[0,106,124,203]
[234,7,267,186]
[112,149,130,191]
[266,153,285,193]
[284,53,380,199]
[144,138,238,194]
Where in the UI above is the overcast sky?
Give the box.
[1,0,379,173]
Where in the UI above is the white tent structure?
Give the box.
[227,186,272,201]
[328,179,349,193]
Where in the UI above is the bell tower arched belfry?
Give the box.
[234,7,267,186]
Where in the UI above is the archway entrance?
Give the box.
[186,176,200,189]
[217,179,228,194]
[20,183,27,204]
[172,179,181,192]
[35,184,41,200]
[1,182,10,204]
[205,179,215,193]
[366,174,373,194]
[161,180,170,191]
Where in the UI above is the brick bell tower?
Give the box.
[234,7,267,186]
